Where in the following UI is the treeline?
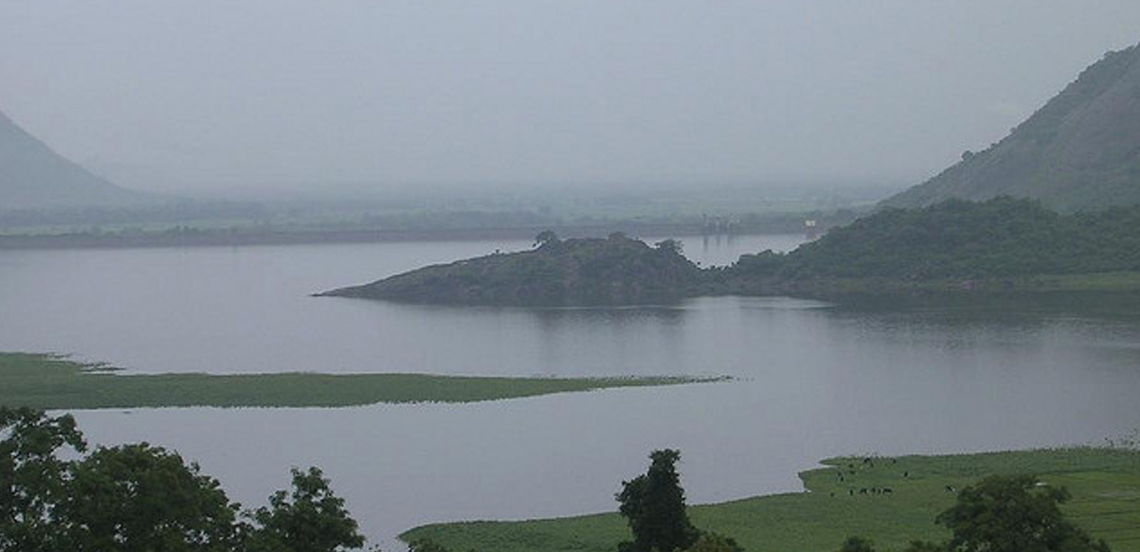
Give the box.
[728,197,1140,282]
[1,408,365,552]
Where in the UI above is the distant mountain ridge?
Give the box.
[0,109,145,209]
[883,43,1140,211]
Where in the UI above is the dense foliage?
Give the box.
[730,197,1140,281]
[323,233,703,306]
[0,408,366,552]
[616,449,701,552]
[936,475,1110,552]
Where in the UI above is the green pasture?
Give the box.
[402,448,1140,552]
[0,353,715,409]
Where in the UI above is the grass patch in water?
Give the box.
[0,352,718,410]
[401,448,1140,552]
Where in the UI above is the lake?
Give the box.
[1,234,1139,549]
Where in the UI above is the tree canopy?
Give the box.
[937,475,1110,552]
[0,407,366,552]
[616,449,700,552]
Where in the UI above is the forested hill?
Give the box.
[319,233,703,306]
[882,43,1140,211]
[727,197,1140,284]
[0,109,145,208]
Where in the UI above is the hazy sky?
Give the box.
[2,1,1139,196]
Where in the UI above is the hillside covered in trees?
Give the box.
[882,43,1140,211]
[726,197,1140,282]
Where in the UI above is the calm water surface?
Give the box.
[1,234,1139,549]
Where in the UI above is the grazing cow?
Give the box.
[883,488,893,494]
[903,471,909,478]
[859,488,868,495]
[945,485,956,493]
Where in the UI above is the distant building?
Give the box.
[804,219,819,240]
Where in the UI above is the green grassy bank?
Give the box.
[402,448,1140,552]
[0,353,717,410]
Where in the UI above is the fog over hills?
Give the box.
[883,43,1140,212]
[0,109,146,209]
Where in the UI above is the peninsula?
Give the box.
[318,197,1140,307]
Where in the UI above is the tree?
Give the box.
[1,409,368,552]
[534,230,560,248]
[62,443,240,552]
[936,475,1110,552]
[655,239,683,256]
[616,449,699,552]
[246,466,365,552]
[0,407,86,552]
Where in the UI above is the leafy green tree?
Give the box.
[0,407,86,552]
[2,409,369,552]
[936,475,1110,552]
[616,449,699,552]
[246,466,365,552]
[62,443,240,552]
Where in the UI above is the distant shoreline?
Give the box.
[0,222,801,251]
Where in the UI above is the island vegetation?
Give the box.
[0,353,717,410]
[320,232,703,306]
[320,197,1140,307]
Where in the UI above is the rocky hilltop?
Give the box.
[0,109,144,209]
[883,43,1140,211]
[319,233,703,306]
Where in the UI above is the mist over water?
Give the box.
[2,237,1139,548]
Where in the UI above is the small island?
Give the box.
[318,232,704,306]
[319,197,1140,307]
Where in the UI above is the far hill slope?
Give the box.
[883,43,1140,211]
[0,109,145,208]
[722,197,1140,297]
[319,234,703,306]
